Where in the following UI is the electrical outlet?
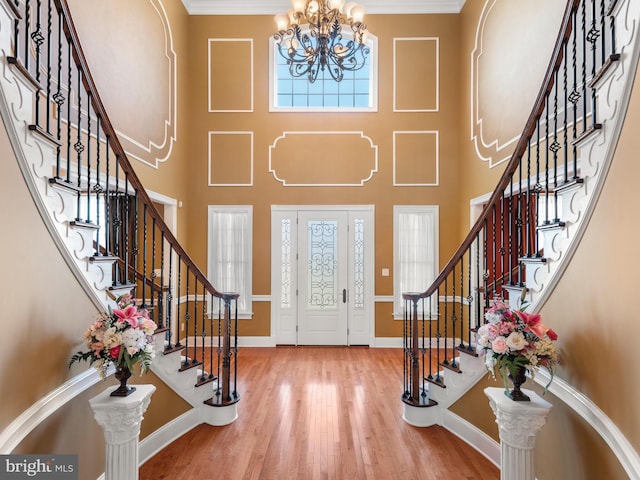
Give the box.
[181,323,184,332]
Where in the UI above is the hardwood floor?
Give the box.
[140,347,499,480]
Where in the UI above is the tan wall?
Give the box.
[184,13,463,336]
[0,121,98,431]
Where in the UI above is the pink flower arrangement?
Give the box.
[69,294,157,378]
[476,300,558,391]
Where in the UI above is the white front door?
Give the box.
[271,205,375,346]
[297,211,348,345]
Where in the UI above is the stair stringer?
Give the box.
[0,10,113,311]
[503,0,640,311]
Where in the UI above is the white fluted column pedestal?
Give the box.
[485,387,552,480]
[90,384,156,480]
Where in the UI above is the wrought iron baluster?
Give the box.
[459,254,465,349]
[112,158,121,284]
[32,0,43,118]
[467,247,473,348]
[13,2,19,62]
[552,70,560,223]
[53,8,64,179]
[508,177,514,286]
[132,191,139,287]
[45,0,52,133]
[193,281,200,368]
[151,216,156,312]
[600,0,606,65]
[165,244,174,340]
[450,267,457,369]
[483,218,489,309]
[427,296,434,381]
[104,137,111,255]
[24,0,30,71]
[589,0,599,126]
[516,159,524,284]
[65,42,71,183]
[216,297,222,396]
[491,204,497,293]
[183,268,190,366]
[142,203,148,306]
[208,293,215,381]
[175,259,182,348]
[534,118,541,255]
[123,175,130,286]
[581,0,588,134]
[609,4,617,57]
[544,94,550,225]
[563,42,570,184]
[499,195,505,293]
[420,297,426,398]
[85,91,91,224]
[435,287,442,384]
[94,117,101,255]
[571,8,580,179]
[525,137,532,257]
[158,231,165,329]
[475,232,481,330]
[74,67,82,221]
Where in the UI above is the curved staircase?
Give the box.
[1,0,640,474]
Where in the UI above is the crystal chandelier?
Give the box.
[273,0,370,83]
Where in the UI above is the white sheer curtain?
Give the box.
[208,207,252,315]
[394,206,438,315]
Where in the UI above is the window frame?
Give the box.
[207,205,253,319]
[268,28,378,113]
[393,205,439,319]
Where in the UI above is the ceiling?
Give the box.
[180,0,467,15]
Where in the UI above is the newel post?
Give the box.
[485,387,552,480]
[202,293,240,426]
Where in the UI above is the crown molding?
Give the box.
[180,0,466,15]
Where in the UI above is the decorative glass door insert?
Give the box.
[297,212,348,345]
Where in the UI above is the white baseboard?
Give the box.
[372,337,403,347]
[534,370,640,479]
[139,408,201,466]
[0,368,107,454]
[441,410,500,468]
[181,335,276,347]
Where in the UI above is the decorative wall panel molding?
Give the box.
[394,37,439,112]
[393,131,439,186]
[470,0,563,168]
[269,131,378,186]
[208,131,254,186]
[70,0,177,169]
[208,38,254,112]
